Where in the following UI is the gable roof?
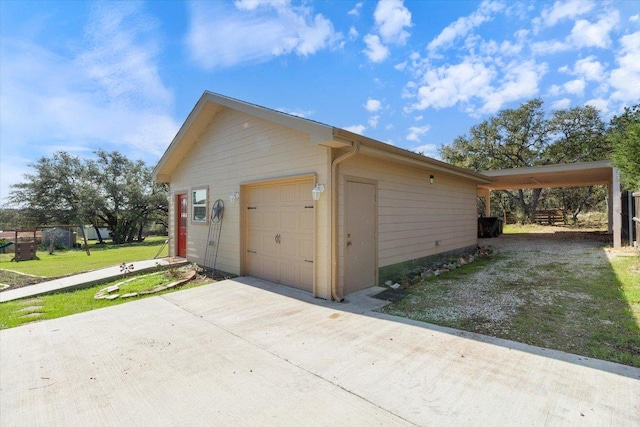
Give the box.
[153,91,492,184]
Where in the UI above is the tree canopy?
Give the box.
[609,104,640,191]
[440,99,611,222]
[8,150,167,244]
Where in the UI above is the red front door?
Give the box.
[177,194,187,257]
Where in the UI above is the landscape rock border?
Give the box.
[94,270,197,300]
[383,246,493,289]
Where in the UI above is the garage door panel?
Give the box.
[299,263,313,291]
[245,179,315,292]
[246,231,262,252]
[280,183,298,202]
[279,262,296,285]
[262,211,279,228]
[280,210,296,229]
[262,257,279,281]
[299,211,314,230]
[299,238,313,259]
[255,186,277,203]
[297,182,313,202]
[248,209,261,227]
[279,236,296,257]
[262,232,278,254]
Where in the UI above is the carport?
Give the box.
[477,160,624,248]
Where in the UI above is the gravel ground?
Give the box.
[381,228,640,366]
[386,229,613,325]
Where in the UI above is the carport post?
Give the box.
[610,167,622,248]
[478,188,491,217]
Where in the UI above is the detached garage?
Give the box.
[153,91,492,300]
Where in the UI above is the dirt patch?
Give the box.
[0,270,46,291]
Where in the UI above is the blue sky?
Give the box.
[1,0,639,207]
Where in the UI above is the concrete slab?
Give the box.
[2,277,639,426]
[0,259,187,303]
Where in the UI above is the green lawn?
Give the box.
[0,268,211,329]
[0,236,168,278]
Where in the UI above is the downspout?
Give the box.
[330,139,360,301]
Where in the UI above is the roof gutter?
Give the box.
[330,137,360,302]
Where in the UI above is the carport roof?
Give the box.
[478,160,614,190]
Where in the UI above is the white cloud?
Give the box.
[551,98,572,110]
[536,0,595,29]
[364,98,382,112]
[373,0,412,45]
[631,14,639,22]
[585,98,609,115]
[368,115,380,128]
[363,33,389,62]
[498,40,523,56]
[394,60,407,71]
[78,2,171,107]
[406,125,431,142]
[411,143,438,158]
[530,39,570,54]
[563,79,586,96]
[0,2,178,205]
[0,4,176,152]
[548,84,561,96]
[186,1,341,69]
[234,0,289,11]
[572,56,605,81]
[409,59,495,110]
[427,0,504,53]
[276,107,313,118]
[407,53,546,115]
[363,0,412,63]
[348,26,359,40]
[414,115,423,121]
[343,124,366,134]
[609,31,640,102]
[532,9,619,55]
[478,60,547,114]
[568,10,619,49]
[348,2,363,16]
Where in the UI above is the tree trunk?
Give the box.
[137,223,145,242]
[571,186,594,223]
[93,225,104,244]
[529,188,543,223]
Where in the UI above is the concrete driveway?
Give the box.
[1,277,639,426]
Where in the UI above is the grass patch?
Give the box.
[381,233,640,367]
[0,267,211,330]
[0,236,168,278]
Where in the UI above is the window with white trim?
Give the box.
[191,188,208,223]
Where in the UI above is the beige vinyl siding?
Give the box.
[338,154,477,285]
[168,106,331,298]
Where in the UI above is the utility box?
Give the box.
[478,217,503,238]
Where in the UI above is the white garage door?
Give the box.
[245,179,314,292]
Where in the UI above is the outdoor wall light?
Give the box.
[429,175,435,184]
[312,184,325,201]
[229,191,240,202]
